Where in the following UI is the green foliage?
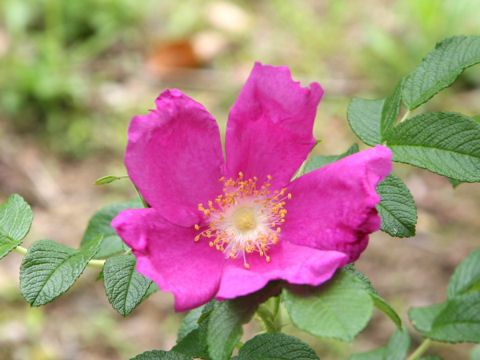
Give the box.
[376,174,417,237]
[103,254,156,317]
[82,199,142,259]
[172,301,213,359]
[410,292,480,343]
[95,175,128,185]
[410,249,480,343]
[283,271,374,342]
[381,81,403,139]
[343,265,402,328]
[232,333,320,360]
[447,249,480,298]
[130,350,192,360]
[0,194,33,259]
[305,144,359,173]
[402,36,480,110]
[20,236,102,306]
[174,285,279,360]
[0,0,149,157]
[386,112,480,182]
[349,327,410,360]
[347,98,384,146]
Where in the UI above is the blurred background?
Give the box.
[0,0,479,359]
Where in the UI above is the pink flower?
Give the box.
[112,63,392,311]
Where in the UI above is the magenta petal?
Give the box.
[216,240,348,299]
[112,208,224,311]
[125,89,224,226]
[282,145,392,262]
[225,62,324,188]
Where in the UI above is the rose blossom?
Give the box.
[112,62,392,311]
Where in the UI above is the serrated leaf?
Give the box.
[402,36,480,110]
[82,199,143,259]
[177,305,206,343]
[233,333,319,360]
[376,173,417,237]
[103,254,154,317]
[447,249,480,299]
[410,292,480,343]
[0,194,33,259]
[0,234,22,260]
[20,236,102,306]
[347,98,384,146]
[409,302,448,333]
[173,301,214,359]
[207,283,280,360]
[283,271,374,342]
[386,112,480,182]
[130,350,192,360]
[448,177,462,188]
[381,80,403,140]
[305,144,359,173]
[350,327,410,360]
[142,281,159,301]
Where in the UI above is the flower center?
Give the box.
[194,172,291,269]
[234,208,256,231]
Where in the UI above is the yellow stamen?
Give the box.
[193,173,290,268]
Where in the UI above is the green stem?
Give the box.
[13,245,28,256]
[406,338,432,360]
[13,245,106,268]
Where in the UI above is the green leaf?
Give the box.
[376,173,417,237]
[0,233,22,260]
[0,194,33,259]
[95,175,127,185]
[386,112,480,182]
[207,284,279,360]
[409,302,448,333]
[177,305,207,343]
[130,350,192,360]
[350,327,410,360]
[447,249,480,299]
[343,265,402,328]
[419,357,442,360]
[410,292,480,343]
[233,333,319,360]
[174,284,280,360]
[347,98,384,146]
[142,281,159,301]
[103,254,155,317]
[81,199,143,259]
[448,177,462,188]
[402,36,480,110]
[381,80,403,140]
[370,293,402,329]
[305,144,359,173]
[173,301,214,359]
[20,236,102,306]
[283,271,374,342]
